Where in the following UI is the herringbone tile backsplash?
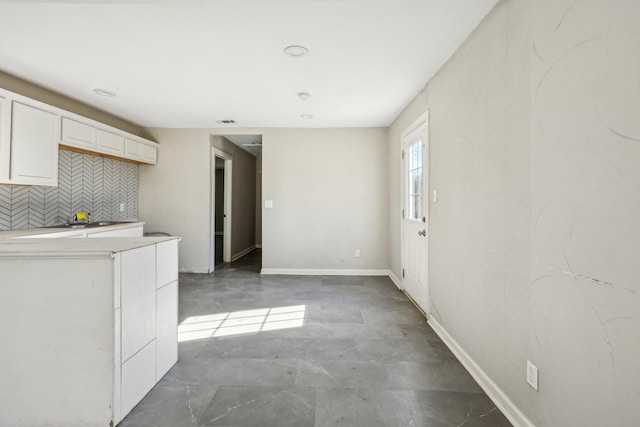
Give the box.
[0,149,138,231]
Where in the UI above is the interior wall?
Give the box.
[530,1,640,425]
[212,136,257,259]
[139,128,212,272]
[0,70,141,135]
[389,0,531,420]
[389,0,639,425]
[140,127,389,273]
[262,128,389,272]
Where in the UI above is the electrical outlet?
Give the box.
[527,360,538,391]
[119,203,125,212]
[354,249,361,258]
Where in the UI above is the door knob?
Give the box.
[418,230,426,237]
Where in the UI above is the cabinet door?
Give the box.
[125,137,157,165]
[97,129,124,156]
[121,339,156,418]
[141,143,157,164]
[0,96,9,181]
[156,239,178,288]
[124,137,142,161]
[61,117,96,150]
[9,101,58,186]
[156,281,178,380]
[121,245,156,362]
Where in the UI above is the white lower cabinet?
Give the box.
[114,306,122,424]
[115,239,179,425]
[0,237,180,427]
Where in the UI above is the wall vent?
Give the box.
[216,119,236,124]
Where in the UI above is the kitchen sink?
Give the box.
[46,221,132,229]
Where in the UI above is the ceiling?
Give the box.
[0,0,497,129]
[224,134,262,157]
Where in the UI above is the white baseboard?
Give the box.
[427,316,535,427]
[261,268,391,276]
[388,271,402,289]
[179,267,210,274]
[232,245,257,262]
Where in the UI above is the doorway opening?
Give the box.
[212,148,233,271]
[214,157,225,267]
[210,134,262,272]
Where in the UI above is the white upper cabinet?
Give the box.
[61,115,130,159]
[0,94,59,186]
[96,129,124,156]
[1,88,157,173]
[61,113,156,164]
[125,137,157,164]
[61,117,97,150]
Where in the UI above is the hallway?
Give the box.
[120,250,510,426]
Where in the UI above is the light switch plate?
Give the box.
[264,200,273,209]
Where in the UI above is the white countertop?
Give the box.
[0,221,145,239]
[0,236,179,258]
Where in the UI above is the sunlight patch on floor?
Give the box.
[178,305,306,342]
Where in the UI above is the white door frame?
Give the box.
[211,148,233,271]
[400,110,429,314]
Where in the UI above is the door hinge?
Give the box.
[402,209,405,219]
[401,150,405,160]
[402,268,405,278]
[422,216,426,223]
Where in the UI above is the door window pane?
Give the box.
[405,139,423,221]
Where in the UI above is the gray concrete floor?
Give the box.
[120,250,511,427]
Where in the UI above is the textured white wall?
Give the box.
[530,0,640,425]
[388,0,640,424]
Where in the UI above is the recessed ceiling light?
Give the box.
[300,114,313,120]
[298,92,311,101]
[93,88,116,97]
[284,45,309,57]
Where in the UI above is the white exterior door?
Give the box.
[401,116,429,313]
